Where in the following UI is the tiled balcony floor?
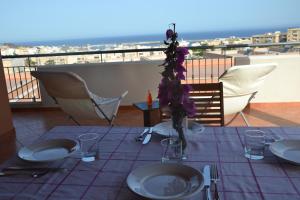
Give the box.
[12,103,300,147]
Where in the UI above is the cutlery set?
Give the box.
[135,128,153,144]
[210,164,220,200]
[203,164,220,200]
[203,165,212,200]
[0,166,68,178]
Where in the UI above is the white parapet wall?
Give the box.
[38,61,164,106]
[235,54,300,103]
[37,54,300,107]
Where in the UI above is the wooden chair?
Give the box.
[188,82,225,126]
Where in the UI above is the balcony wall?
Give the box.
[37,61,163,106]
[0,53,15,162]
[235,54,300,103]
[0,54,14,134]
[35,54,300,107]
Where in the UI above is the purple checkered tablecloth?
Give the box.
[1,126,300,200]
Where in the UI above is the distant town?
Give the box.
[1,27,300,103]
[1,27,300,67]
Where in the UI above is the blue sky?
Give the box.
[1,0,300,43]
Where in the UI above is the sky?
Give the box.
[1,0,300,43]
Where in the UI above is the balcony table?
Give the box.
[133,100,161,127]
[0,126,300,200]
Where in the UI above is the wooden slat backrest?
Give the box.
[159,82,225,126]
[188,82,224,126]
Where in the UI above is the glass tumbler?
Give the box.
[161,137,185,163]
[244,130,265,160]
[78,133,100,162]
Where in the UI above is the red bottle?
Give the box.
[147,90,153,107]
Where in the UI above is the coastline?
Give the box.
[2,27,289,47]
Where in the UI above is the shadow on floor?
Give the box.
[247,108,300,126]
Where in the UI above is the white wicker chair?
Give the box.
[31,71,128,126]
[219,63,277,126]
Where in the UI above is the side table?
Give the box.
[133,100,161,127]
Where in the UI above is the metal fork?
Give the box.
[210,164,220,200]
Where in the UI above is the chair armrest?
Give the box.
[89,92,119,105]
[121,91,128,99]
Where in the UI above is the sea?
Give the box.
[8,27,291,47]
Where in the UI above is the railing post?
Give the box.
[224,48,227,70]
[27,57,31,67]
[191,59,194,83]
[211,58,213,82]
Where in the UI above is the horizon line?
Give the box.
[1,25,299,45]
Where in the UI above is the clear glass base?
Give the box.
[244,147,264,160]
[81,156,95,162]
[161,156,186,163]
[81,152,97,162]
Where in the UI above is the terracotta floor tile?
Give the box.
[11,103,300,147]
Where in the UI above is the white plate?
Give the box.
[269,139,300,164]
[18,139,78,162]
[127,163,204,200]
[152,121,205,137]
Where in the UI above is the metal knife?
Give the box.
[203,165,212,200]
[2,166,67,172]
[135,128,149,141]
[0,168,49,178]
[0,167,68,178]
[142,127,152,144]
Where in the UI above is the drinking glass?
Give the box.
[244,130,265,160]
[161,137,186,163]
[78,133,100,162]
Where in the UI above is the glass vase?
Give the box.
[161,137,187,163]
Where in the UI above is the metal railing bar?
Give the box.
[204,58,207,83]
[211,59,213,82]
[18,66,25,100]
[34,66,41,99]
[198,59,200,84]
[2,42,300,59]
[2,47,165,59]
[5,67,13,99]
[192,59,194,84]
[23,66,30,98]
[185,59,188,82]
[12,67,19,99]
[217,58,220,78]
[30,69,36,101]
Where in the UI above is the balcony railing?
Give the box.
[4,65,40,103]
[183,57,234,84]
[1,42,300,103]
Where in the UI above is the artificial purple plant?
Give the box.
[158,23,196,150]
